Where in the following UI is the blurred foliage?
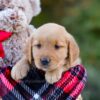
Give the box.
[32,0,100,99]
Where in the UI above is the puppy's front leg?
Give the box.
[11,56,30,80]
[45,68,64,84]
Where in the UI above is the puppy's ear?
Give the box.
[66,33,80,67]
[24,35,33,64]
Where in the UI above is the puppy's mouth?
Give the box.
[37,62,63,72]
[34,62,55,71]
[40,63,51,71]
[34,58,66,71]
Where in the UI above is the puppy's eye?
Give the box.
[35,44,41,49]
[55,45,61,50]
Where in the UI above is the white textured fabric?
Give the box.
[0,8,27,32]
[0,0,41,67]
[22,0,41,23]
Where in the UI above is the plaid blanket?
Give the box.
[0,65,87,100]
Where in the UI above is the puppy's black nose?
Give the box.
[40,57,51,66]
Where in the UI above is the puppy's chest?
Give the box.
[2,31,29,66]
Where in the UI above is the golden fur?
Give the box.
[11,23,82,99]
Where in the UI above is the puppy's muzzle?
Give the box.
[40,57,51,67]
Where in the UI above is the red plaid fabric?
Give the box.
[0,30,12,58]
[0,65,87,100]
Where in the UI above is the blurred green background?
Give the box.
[32,0,100,99]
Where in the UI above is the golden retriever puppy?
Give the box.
[11,23,80,83]
[11,23,82,100]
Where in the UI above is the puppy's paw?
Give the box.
[11,63,29,81]
[45,68,63,84]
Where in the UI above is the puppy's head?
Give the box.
[24,23,79,72]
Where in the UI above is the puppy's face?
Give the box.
[25,23,79,72]
[32,30,68,71]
